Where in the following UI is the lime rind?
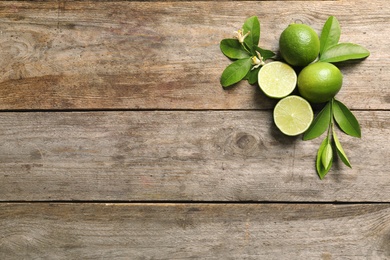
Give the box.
[297,62,343,104]
[258,61,297,99]
[273,95,314,136]
[279,24,320,67]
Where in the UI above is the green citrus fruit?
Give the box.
[258,61,297,99]
[297,62,343,103]
[279,23,320,67]
[273,95,314,136]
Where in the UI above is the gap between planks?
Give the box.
[1,201,390,205]
[0,108,388,113]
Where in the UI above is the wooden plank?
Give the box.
[1,203,389,259]
[0,110,388,202]
[0,0,388,110]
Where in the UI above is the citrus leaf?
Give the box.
[333,130,352,168]
[220,39,251,60]
[303,101,331,140]
[245,66,260,85]
[320,16,340,55]
[316,137,332,179]
[320,43,370,63]
[255,46,276,60]
[321,143,333,170]
[220,57,252,87]
[243,16,260,51]
[333,99,361,137]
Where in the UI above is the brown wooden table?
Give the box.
[1,0,389,258]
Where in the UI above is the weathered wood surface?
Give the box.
[1,110,388,202]
[0,0,389,110]
[1,0,389,258]
[1,203,390,259]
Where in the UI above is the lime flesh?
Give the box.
[258,61,297,99]
[273,95,314,136]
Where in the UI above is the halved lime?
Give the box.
[273,95,314,136]
[258,61,297,99]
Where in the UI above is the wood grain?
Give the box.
[1,203,389,259]
[1,110,388,202]
[0,0,388,110]
[0,0,389,258]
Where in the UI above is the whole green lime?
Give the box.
[297,62,343,103]
[279,24,320,67]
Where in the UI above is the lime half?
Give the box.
[258,61,297,99]
[273,95,314,136]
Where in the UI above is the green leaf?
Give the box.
[320,16,341,55]
[321,143,333,170]
[243,16,260,51]
[333,99,361,137]
[303,101,332,140]
[220,39,251,60]
[245,67,260,85]
[316,137,332,179]
[320,43,370,63]
[333,130,352,168]
[255,46,276,60]
[220,57,252,87]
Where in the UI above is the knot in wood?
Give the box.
[220,131,262,158]
[235,132,256,150]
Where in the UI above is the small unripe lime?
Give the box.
[279,24,320,67]
[297,62,343,103]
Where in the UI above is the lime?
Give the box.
[273,95,314,136]
[258,61,297,99]
[297,62,343,103]
[279,24,320,67]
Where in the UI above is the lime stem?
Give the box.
[327,98,335,143]
[241,42,252,54]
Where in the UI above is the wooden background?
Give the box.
[0,0,389,259]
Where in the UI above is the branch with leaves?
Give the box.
[220,16,275,87]
[319,16,370,62]
[304,99,361,179]
[305,16,368,179]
